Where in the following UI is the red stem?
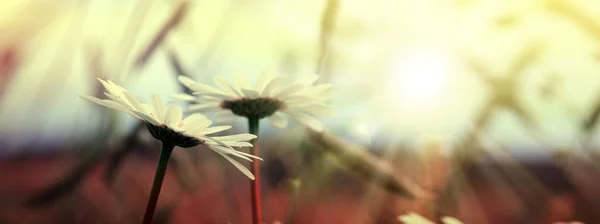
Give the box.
[248,117,262,224]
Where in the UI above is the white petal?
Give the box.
[289,103,332,115]
[226,142,254,147]
[279,94,317,103]
[169,93,196,102]
[210,146,252,162]
[181,113,209,129]
[194,92,236,100]
[211,133,257,142]
[164,106,183,127]
[260,76,282,97]
[103,92,130,107]
[255,70,275,93]
[312,83,333,94]
[241,89,260,98]
[133,110,160,125]
[272,83,304,98]
[287,101,327,108]
[210,145,262,160]
[209,147,255,180]
[80,95,140,119]
[214,77,240,97]
[399,213,435,224]
[198,135,234,150]
[185,103,221,114]
[268,112,288,128]
[199,95,223,102]
[213,111,237,123]
[150,94,165,123]
[287,111,324,132]
[234,73,250,94]
[98,79,125,96]
[185,123,214,135]
[441,217,464,224]
[178,75,224,95]
[298,74,320,85]
[196,125,232,135]
[123,91,148,114]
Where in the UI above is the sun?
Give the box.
[391,48,449,105]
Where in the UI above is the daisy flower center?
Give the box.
[220,97,284,119]
[145,122,204,147]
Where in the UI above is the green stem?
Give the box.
[248,116,262,224]
[284,178,302,224]
[142,142,175,224]
[285,140,311,224]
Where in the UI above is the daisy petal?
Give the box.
[398,212,435,224]
[178,76,224,95]
[226,142,254,147]
[214,76,240,97]
[281,94,318,104]
[185,123,213,135]
[181,113,209,128]
[164,105,183,127]
[199,95,224,102]
[241,89,260,98]
[169,93,196,102]
[80,95,139,118]
[196,125,232,135]
[292,104,332,115]
[150,94,165,123]
[298,74,320,85]
[201,136,259,163]
[103,92,130,107]
[268,112,288,128]
[213,111,237,123]
[208,145,252,162]
[272,83,304,98]
[312,83,333,94]
[185,103,221,113]
[441,217,464,224]
[234,73,250,94]
[209,147,255,180]
[194,92,236,100]
[211,145,262,160]
[256,69,275,92]
[287,111,324,132]
[123,91,149,114]
[98,79,125,96]
[260,76,282,97]
[132,111,160,125]
[212,133,257,142]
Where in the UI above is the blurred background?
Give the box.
[2,0,600,223]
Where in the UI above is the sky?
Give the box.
[1,0,600,152]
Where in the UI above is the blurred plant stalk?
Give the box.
[305,127,430,200]
[26,1,196,208]
[284,177,302,224]
[134,1,189,70]
[0,47,18,100]
[282,1,341,221]
[316,0,339,83]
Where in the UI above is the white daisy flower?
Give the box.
[398,212,463,224]
[80,78,261,179]
[172,71,332,131]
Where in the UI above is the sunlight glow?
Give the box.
[391,48,449,105]
[352,121,374,144]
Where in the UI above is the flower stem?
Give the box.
[284,178,302,224]
[142,142,175,224]
[248,116,262,224]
